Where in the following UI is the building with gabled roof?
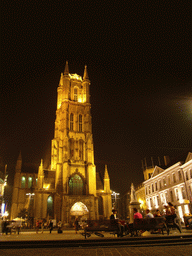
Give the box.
[144,153,192,221]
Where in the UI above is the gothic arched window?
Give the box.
[70,113,74,130]
[69,174,84,195]
[79,114,82,132]
[28,177,33,188]
[47,195,54,218]
[21,176,26,188]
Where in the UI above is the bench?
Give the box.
[82,220,120,239]
[131,217,169,236]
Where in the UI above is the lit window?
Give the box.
[150,198,153,207]
[184,205,189,215]
[47,195,54,218]
[69,174,84,195]
[153,196,156,207]
[175,188,179,201]
[163,178,166,186]
[165,192,168,203]
[36,178,38,186]
[161,194,164,204]
[28,177,33,188]
[146,199,149,208]
[74,88,78,101]
[70,113,74,130]
[157,196,160,206]
[21,176,26,188]
[181,187,186,199]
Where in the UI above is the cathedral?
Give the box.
[11,62,112,224]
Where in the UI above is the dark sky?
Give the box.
[1,1,192,195]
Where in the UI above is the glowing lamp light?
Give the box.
[1,203,5,215]
[3,211,9,217]
[43,184,50,189]
[26,193,35,196]
[138,199,144,207]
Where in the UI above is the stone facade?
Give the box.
[11,62,112,223]
[144,153,192,221]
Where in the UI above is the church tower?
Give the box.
[11,62,112,223]
[51,62,98,222]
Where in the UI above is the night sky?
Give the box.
[1,1,192,196]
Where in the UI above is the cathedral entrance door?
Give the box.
[70,201,89,220]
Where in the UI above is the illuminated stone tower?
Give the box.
[50,62,101,222]
[11,62,112,223]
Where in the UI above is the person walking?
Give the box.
[74,218,79,234]
[49,220,53,233]
[36,220,40,234]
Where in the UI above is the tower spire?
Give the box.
[104,165,110,193]
[104,165,109,179]
[15,151,22,173]
[64,61,69,76]
[83,65,89,80]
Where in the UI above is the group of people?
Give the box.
[133,202,182,233]
[36,219,54,233]
[109,202,182,237]
[0,219,22,235]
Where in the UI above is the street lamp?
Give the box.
[1,165,8,219]
[111,191,120,209]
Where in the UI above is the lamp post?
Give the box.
[1,165,8,220]
[26,192,35,228]
[111,191,120,210]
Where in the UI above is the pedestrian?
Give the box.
[74,218,79,234]
[145,209,154,218]
[41,221,44,233]
[36,220,39,234]
[49,220,53,233]
[58,220,62,233]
